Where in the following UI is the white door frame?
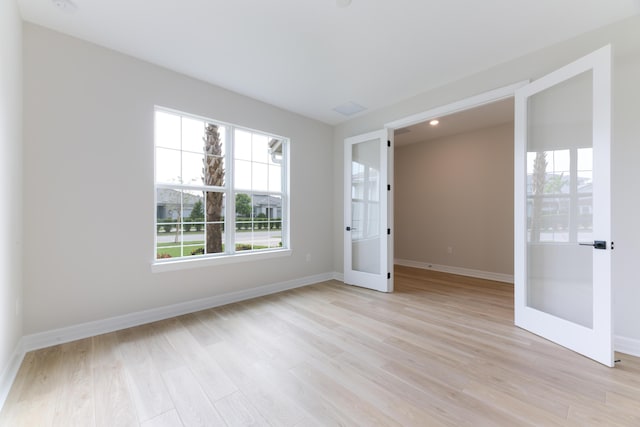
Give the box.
[345,82,527,291]
[385,81,528,131]
[342,82,525,290]
[383,81,527,272]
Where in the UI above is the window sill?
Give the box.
[151,249,292,273]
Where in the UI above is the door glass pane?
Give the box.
[526,70,593,328]
[351,139,380,274]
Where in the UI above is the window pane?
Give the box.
[266,194,282,250]
[235,191,253,251]
[203,124,226,187]
[252,133,269,164]
[204,124,226,157]
[156,148,181,184]
[235,192,252,219]
[182,152,204,186]
[251,162,268,192]
[268,139,283,165]
[155,111,181,150]
[181,116,205,153]
[183,190,204,221]
[156,188,181,221]
[268,164,281,192]
[235,129,252,160]
[157,211,183,258]
[235,160,251,190]
[204,192,225,254]
[156,241,181,259]
[204,155,225,187]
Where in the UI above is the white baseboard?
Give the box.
[615,335,640,358]
[22,272,336,353]
[395,258,514,284]
[0,339,25,411]
[332,272,344,282]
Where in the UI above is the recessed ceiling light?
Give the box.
[51,0,77,13]
[336,0,352,8]
[333,101,367,117]
[429,119,440,126]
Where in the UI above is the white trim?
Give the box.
[384,81,528,130]
[332,272,345,282]
[22,272,334,352]
[152,248,291,273]
[614,335,640,358]
[395,258,514,284]
[0,339,25,411]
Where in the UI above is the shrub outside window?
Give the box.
[154,107,288,262]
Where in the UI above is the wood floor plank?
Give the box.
[3,266,640,426]
[142,321,187,373]
[139,409,183,427]
[122,357,174,423]
[249,359,358,426]
[93,364,138,427]
[161,366,225,427]
[235,363,311,427]
[289,361,402,427]
[214,390,270,426]
[52,339,95,427]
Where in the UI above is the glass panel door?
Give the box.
[526,70,593,328]
[515,46,612,366]
[351,138,381,274]
[344,129,393,292]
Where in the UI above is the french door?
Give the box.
[514,46,613,366]
[343,129,394,292]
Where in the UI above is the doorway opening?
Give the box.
[387,84,523,284]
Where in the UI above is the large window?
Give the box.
[154,107,288,263]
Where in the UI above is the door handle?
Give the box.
[579,240,607,250]
[346,226,357,231]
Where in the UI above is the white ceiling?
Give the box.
[17,0,640,125]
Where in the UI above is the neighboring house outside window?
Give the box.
[154,107,289,264]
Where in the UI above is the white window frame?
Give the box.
[152,106,290,273]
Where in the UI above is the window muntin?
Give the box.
[154,107,288,261]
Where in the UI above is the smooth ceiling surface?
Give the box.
[395,98,514,147]
[17,0,640,124]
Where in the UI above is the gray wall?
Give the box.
[395,123,514,276]
[333,15,640,344]
[22,24,334,334]
[0,0,23,397]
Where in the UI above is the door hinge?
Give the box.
[387,272,391,279]
[387,140,391,147]
[387,184,391,191]
[612,241,615,250]
[387,228,391,235]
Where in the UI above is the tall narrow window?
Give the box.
[154,108,288,262]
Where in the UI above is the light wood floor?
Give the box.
[2,266,640,426]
